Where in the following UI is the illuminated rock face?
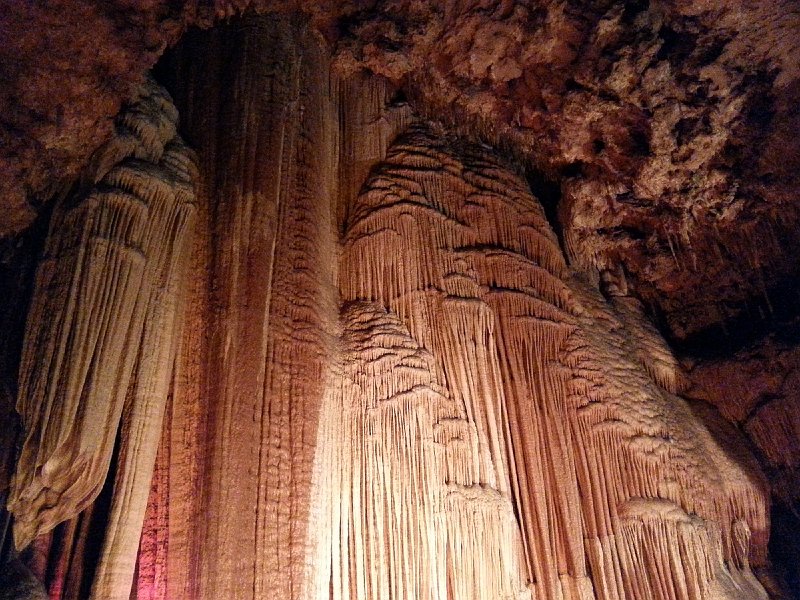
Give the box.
[6,79,198,597]
[319,125,769,600]
[3,17,776,600]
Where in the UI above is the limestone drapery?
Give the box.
[6,78,198,598]
[3,16,774,600]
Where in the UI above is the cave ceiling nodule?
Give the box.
[0,3,799,600]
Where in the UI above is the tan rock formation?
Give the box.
[324,123,769,599]
[127,19,418,599]
[1,14,787,600]
[688,335,800,593]
[7,77,198,569]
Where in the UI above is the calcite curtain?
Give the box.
[4,15,771,600]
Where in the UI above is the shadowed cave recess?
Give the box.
[0,4,799,600]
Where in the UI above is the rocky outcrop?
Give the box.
[325,124,769,599]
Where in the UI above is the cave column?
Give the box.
[161,17,340,600]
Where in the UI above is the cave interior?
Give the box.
[0,2,799,599]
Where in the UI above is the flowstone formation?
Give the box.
[320,124,769,600]
[0,12,791,600]
[6,79,198,598]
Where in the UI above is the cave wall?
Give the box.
[0,7,798,600]
[687,336,800,595]
[0,15,783,600]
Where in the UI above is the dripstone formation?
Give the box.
[0,9,797,600]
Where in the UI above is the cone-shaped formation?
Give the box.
[328,124,769,599]
[127,18,416,599]
[8,79,198,558]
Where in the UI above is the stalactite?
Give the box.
[148,17,340,600]
[7,76,198,595]
[89,141,197,599]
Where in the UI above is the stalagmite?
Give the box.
[7,76,198,579]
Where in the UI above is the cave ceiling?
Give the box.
[1,0,799,340]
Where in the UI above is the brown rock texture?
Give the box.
[321,123,769,599]
[688,334,800,593]
[689,337,800,505]
[1,1,798,339]
[7,78,198,561]
[335,0,800,340]
[0,9,796,600]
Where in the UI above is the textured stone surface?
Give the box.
[334,0,800,340]
[687,334,800,594]
[7,78,197,567]
[322,123,769,599]
[138,18,342,600]
[1,8,797,600]
[1,1,799,338]
[689,336,800,501]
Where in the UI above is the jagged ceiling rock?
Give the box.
[1,1,798,339]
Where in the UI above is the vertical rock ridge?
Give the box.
[8,78,198,562]
[151,17,340,600]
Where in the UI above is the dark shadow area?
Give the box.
[768,500,800,599]
[0,207,51,573]
[665,274,800,360]
[525,168,565,251]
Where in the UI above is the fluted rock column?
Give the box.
[159,17,340,600]
[7,78,198,598]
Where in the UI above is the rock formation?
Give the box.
[5,79,198,596]
[0,6,797,600]
[324,124,769,600]
[2,1,799,342]
[688,335,800,595]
